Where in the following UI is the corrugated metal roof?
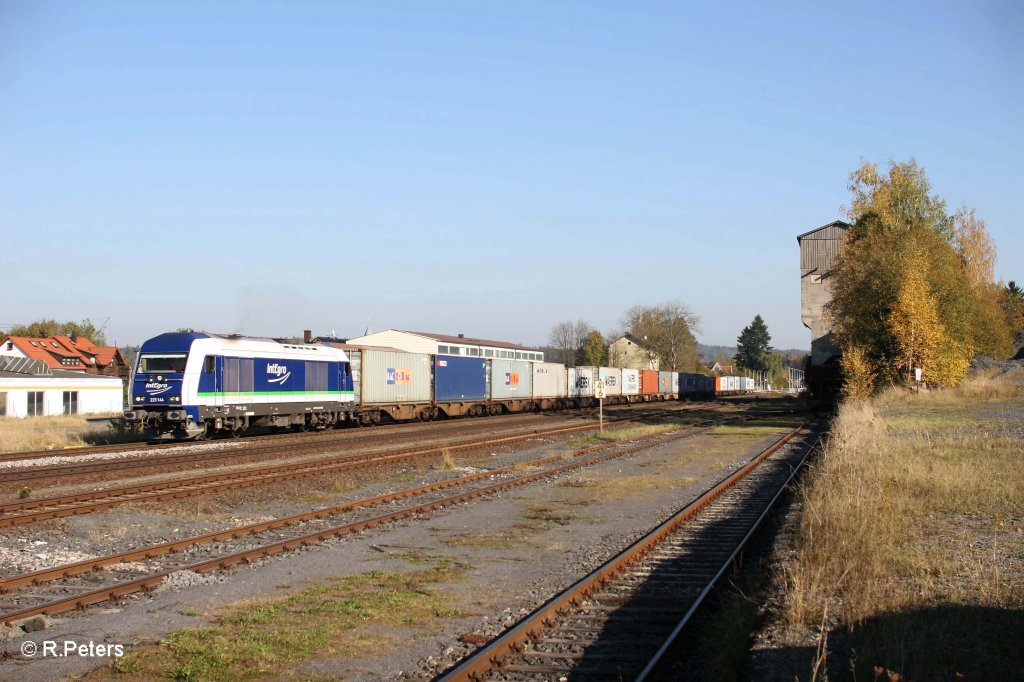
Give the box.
[796,220,850,242]
[399,330,538,351]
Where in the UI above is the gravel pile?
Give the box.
[0,539,96,574]
[969,355,1024,375]
[157,570,228,591]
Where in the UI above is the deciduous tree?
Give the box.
[578,330,607,366]
[829,160,977,389]
[7,319,109,346]
[547,319,592,366]
[621,301,700,372]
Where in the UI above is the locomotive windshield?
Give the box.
[138,354,189,374]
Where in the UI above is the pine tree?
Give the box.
[734,315,772,373]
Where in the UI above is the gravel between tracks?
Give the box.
[0,408,806,680]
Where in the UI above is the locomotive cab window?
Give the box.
[204,356,216,373]
[139,354,189,373]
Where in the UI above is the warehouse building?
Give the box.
[0,357,123,418]
[345,330,544,361]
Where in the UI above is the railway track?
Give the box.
[0,407,741,528]
[0,418,732,627]
[433,422,818,682]
[0,403,697,465]
[0,405,708,487]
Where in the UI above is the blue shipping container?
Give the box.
[434,356,489,401]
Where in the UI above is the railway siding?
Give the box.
[0,406,806,681]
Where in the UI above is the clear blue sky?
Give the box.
[2,1,1021,350]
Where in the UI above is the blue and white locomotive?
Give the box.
[124,332,354,440]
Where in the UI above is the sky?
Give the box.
[2,1,1021,351]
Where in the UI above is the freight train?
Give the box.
[123,332,756,441]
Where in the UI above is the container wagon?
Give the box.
[640,370,658,398]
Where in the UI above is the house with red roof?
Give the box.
[0,334,129,378]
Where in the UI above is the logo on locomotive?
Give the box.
[387,368,412,385]
[145,382,172,396]
[267,363,292,384]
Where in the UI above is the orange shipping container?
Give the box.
[714,376,722,392]
[640,369,658,395]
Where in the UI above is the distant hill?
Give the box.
[698,343,809,367]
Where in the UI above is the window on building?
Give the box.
[63,391,78,415]
[0,392,6,416]
[6,341,13,350]
[27,391,43,417]
[437,345,449,354]
[449,347,461,355]
[468,348,480,357]
[484,350,494,357]
[29,341,38,347]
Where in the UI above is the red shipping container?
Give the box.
[640,370,658,395]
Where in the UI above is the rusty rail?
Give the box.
[434,423,812,682]
[0,422,721,626]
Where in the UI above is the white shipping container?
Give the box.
[490,359,534,399]
[532,362,567,399]
[672,372,679,393]
[352,349,432,404]
[621,368,640,395]
[569,366,599,397]
[598,367,622,396]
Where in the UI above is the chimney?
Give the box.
[458,333,464,338]
[70,332,78,344]
[303,329,312,344]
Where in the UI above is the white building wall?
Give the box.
[0,344,29,361]
[346,330,543,361]
[345,331,437,355]
[0,376,123,418]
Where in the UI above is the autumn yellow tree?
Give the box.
[887,256,969,386]
[829,160,977,391]
[952,207,1014,358]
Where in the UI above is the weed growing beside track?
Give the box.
[779,372,1024,679]
[104,563,467,680]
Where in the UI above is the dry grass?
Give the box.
[780,374,1024,679]
[97,565,466,681]
[0,414,138,453]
